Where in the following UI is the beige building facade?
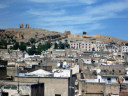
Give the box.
[14,77,70,96]
[69,41,107,52]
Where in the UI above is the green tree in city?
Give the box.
[11,42,19,50]
[37,42,52,54]
[54,43,58,49]
[26,42,31,46]
[54,40,70,49]
[0,39,7,49]
[27,45,37,55]
[29,38,36,44]
[64,40,70,48]
[58,41,64,49]
[125,43,128,46]
[27,43,52,55]
[110,42,116,45]
[21,35,24,39]
[19,42,27,51]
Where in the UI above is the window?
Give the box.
[107,78,111,84]
[1,92,8,96]
[119,70,121,73]
[55,94,61,96]
[125,77,128,81]
[107,78,111,80]
[104,70,107,73]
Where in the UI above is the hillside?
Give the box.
[0,28,65,43]
[66,34,128,46]
[88,34,128,45]
[0,28,127,46]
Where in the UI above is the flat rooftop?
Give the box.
[0,80,39,86]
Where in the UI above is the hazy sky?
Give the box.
[0,0,128,40]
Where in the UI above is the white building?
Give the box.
[70,41,93,51]
[121,46,128,53]
[92,41,107,52]
[69,41,107,52]
[82,58,92,64]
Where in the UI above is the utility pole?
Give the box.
[69,69,72,96]
[104,83,106,96]
[38,76,40,96]
[17,63,20,93]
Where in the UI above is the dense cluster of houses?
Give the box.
[0,33,128,96]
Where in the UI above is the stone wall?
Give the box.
[85,83,104,94]
[99,65,125,75]
[106,84,120,96]
[7,67,18,77]
[14,77,69,96]
[77,81,123,96]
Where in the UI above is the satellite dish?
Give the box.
[117,76,124,84]
[63,61,67,65]
[57,63,60,67]
[96,69,101,74]
[63,61,67,68]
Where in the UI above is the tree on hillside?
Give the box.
[37,43,52,54]
[11,42,19,50]
[21,35,24,39]
[125,43,128,46]
[27,45,37,55]
[27,42,52,55]
[54,40,70,49]
[58,41,64,49]
[26,42,31,46]
[43,34,45,36]
[0,39,7,49]
[110,42,116,45]
[19,42,27,51]
[12,39,16,43]
[29,38,36,44]
[64,40,70,48]
[54,43,58,49]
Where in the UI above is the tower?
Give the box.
[83,32,87,35]
[64,31,71,37]
[26,24,29,29]
[19,24,23,28]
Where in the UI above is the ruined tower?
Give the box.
[19,24,23,28]
[83,32,87,35]
[26,24,29,29]
[64,31,71,37]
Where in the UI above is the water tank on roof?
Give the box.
[57,63,61,68]
[63,61,67,68]
[96,69,101,74]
